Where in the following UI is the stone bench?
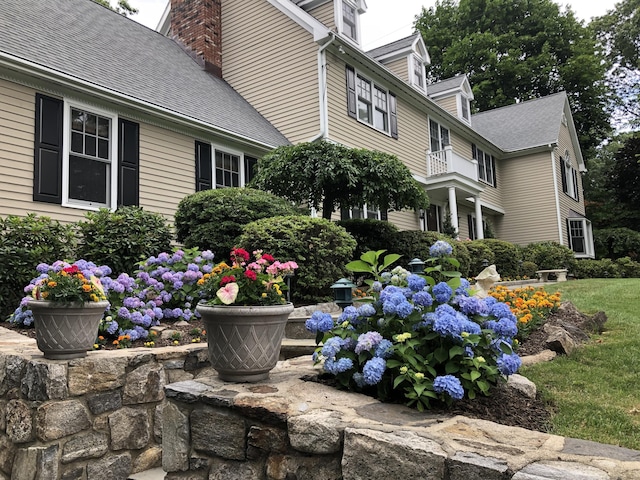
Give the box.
[536,269,568,282]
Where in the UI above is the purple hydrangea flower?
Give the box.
[497,353,521,376]
[432,282,453,304]
[305,311,334,333]
[362,357,386,385]
[374,339,393,358]
[407,274,427,292]
[355,331,383,354]
[412,291,433,308]
[429,240,453,258]
[324,357,354,375]
[433,375,464,400]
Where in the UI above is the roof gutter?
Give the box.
[308,33,336,143]
[0,52,282,151]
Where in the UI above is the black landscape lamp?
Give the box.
[330,278,356,309]
[408,258,425,274]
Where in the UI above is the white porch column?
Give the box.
[444,145,454,173]
[447,186,459,235]
[474,196,484,240]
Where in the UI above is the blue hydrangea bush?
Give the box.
[306,241,521,411]
[9,247,216,343]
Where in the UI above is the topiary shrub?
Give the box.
[237,215,357,305]
[475,239,523,279]
[336,219,399,260]
[174,188,305,258]
[77,206,173,275]
[594,228,640,260]
[392,231,471,278]
[464,241,496,277]
[521,241,576,272]
[0,214,77,319]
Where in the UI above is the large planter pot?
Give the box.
[27,300,109,360]
[196,302,294,382]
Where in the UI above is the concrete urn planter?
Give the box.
[27,300,109,359]
[196,302,294,382]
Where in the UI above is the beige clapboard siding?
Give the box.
[222,0,319,143]
[308,1,335,27]
[556,123,586,242]
[496,151,559,245]
[383,58,409,83]
[433,95,457,117]
[326,53,429,177]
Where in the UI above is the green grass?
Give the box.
[520,279,640,450]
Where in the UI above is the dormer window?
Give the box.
[461,97,470,121]
[412,55,425,90]
[341,1,358,42]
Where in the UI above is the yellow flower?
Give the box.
[394,332,412,342]
[414,372,424,380]
[400,366,408,375]
[261,293,267,298]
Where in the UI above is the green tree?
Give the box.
[609,133,640,230]
[249,141,429,220]
[92,0,138,16]
[414,0,611,153]
[591,0,640,128]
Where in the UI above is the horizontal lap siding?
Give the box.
[383,58,409,83]
[222,0,319,143]
[497,152,558,245]
[557,123,585,243]
[433,96,457,117]
[308,2,335,28]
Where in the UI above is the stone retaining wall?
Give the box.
[0,326,210,480]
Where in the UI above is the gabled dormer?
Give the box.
[293,0,367,46]
[427,75,474,125]
[367,34,430,92]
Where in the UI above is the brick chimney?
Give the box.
[170,0,222,78]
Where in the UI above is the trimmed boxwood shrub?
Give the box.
[521,261,539,279]
[0,214,77,319]
[464,241,496,277]
[572,258,619,279]
[77,206,173,275]
[521,241,576,272]
[237,215,357,305]
[392,231,471,278]
[336,219,399,260]
[594,228,640,260]
[475,239,523,278]
[174,188,305,258]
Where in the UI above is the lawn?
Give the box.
[520,278,640,450]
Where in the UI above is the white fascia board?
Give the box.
[564,99,586,171]
[156,0,171,34]
[267,0,331,42]
[0,53,281,151]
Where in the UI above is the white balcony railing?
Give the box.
[426,145,478,182]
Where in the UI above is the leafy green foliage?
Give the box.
[92,0,138,16]
[249,141,429,219]
[464,241,496,277]
[392,231,471,278]
[77,206,172,275]
[475,239,523,278]
[336,219,399,260]
[237,215,357,305]
[346,250,402,286]
[174,188,304,258]
[594,228,640,260]
[572,257,640,279]
[521,241,577,271]
[0,214,77,319]
[415,0,611,153]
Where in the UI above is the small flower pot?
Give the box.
[196,303,294,382]
[27,300,109,360]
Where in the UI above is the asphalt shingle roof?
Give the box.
[366,35,416,60]
[0,0,289,147]
[427,75,467,96]
[471,92,566,152]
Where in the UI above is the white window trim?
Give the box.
[421,204,442,232]
[568,217,594,258]
[457,94,471,123]
[62,99,119,211]
[429,119,450,152]
[408,54,426,91]
[344,204,382,220]
[475,146,496,187]
[354,69,392,136]
[562,151,579,201]
[210,143,246,188]
[337,0,361,46]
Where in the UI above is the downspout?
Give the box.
[550,145,564,245]
[308,33,336,142]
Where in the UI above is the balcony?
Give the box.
[427,145,478,182]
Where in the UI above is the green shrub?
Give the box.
[594,228,640,260]
[520,261,539,279]
[392,231,471,278]
[77,206,172,275]
[0,214,77,319]
[237,215,357,305]
[464,241,496,277]
[571,258,619,279]
[336,219,399,260]
[522,241,576,271]
[475,239,523,278]
[615,257,640,278]
[174,188,304,258]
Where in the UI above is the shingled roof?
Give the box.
[0,0,289,147]
[471,92,567,152]
[367,35,417,60]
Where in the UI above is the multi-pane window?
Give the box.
[412,56,424,89]
[373,87,388,131]
[68,108,113,205]
[215,150,240,188]
[421,204,442,232]
[473,144,496,186]
[568,218,593,257]
[429,119,450,152]
[341,205,383,221]
[356,75,372,123]
[342,2,357,41]
[461,97,470,121]
[357,75,391,134]
[561,151,579,201]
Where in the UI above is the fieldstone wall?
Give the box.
[0,326,210,480]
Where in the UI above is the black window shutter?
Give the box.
[566,218,573,250]
[491,156,497,187]
[560,157,568,194]
[380,210,388,221]
[471,143,477,160]
[244,155,258,185]
[346,65,357,118]
[389,92,398,139]
[117,119,139,206]
[33,93,63,203]
[573,169,579,201]
[195,141,212,191]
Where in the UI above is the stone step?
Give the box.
[280,337,317,360]
[127,467,165,479]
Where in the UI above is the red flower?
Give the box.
[231,248,250,262]
[220,275,236,286]
[63,265,79,274]
[261,253,275,263]
[243,269,257,281]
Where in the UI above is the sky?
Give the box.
[127,0,620,50]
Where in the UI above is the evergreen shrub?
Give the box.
[336,218,399,260]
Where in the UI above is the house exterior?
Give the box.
[0,0,594,258]
[156,0,594,257]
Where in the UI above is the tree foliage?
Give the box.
[414,0,611,153]
[92,0,138,16]
[249,141,429,219]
